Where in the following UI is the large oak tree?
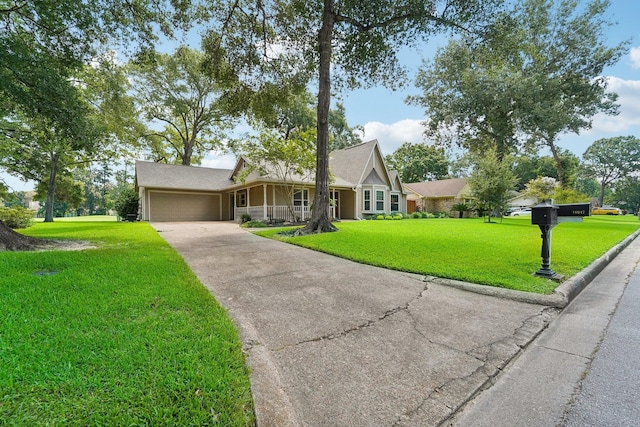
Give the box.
[202,0,502,233]
[411,0,627,185]
[582,136,640,206]
[129,46,245,166]
[0,0,187,247]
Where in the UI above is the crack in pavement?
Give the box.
[393,363,490,427]
[272,281,431,351]
[235,264,560,426]
[393,306,560,426]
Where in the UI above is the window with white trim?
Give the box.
[363,190,371,211]
[293,189,309,207]
[390,193,399,212]
[376,190,384,211]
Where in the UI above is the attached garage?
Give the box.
[149,191,221,221]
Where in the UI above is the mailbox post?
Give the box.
[530,202,590,279]
[531,201,559,278]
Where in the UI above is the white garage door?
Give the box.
[150,192,219,221]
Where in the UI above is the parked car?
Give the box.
[592,206,621,215]
[510,208,532,217]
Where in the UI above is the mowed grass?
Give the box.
[34,215,118,222]
[1,222,254,426]
[257,215,640,294]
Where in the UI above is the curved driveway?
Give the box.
[153,222,555,426]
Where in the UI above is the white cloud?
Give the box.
[587,76,640,134]
[630,47,640,69]
[201,152,237,169]
[361,119,425,155]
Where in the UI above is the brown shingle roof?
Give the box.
[135,139,394,191]
[329,139,378,186]
[135,161,233,191]
[404,178,469,198]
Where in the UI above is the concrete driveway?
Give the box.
[153,222,557,426]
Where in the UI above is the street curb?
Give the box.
[426,227,640,308]
[554,227,640,306]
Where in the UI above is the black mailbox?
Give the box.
[531,201,558,226]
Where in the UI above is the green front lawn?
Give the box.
[258,215,640,294]
[1,222,253,426]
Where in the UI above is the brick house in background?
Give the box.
[404,178,472,217]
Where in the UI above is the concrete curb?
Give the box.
[554,227,640,306]
[427,228,640,308]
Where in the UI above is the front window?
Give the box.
[363,190,371,211]
[238,192,247,207]
[293,189,309,207]
[391,193,399,212]
[376,190,384,211]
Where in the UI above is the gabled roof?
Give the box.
[388,170,405,193]
[135,138,402,192]
[135,161,233,191]
[362,168,386,185]
[229,156,316,186]
[330,140,379,186]
[404,178,469,198]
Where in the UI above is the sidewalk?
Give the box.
[448,232,640,426]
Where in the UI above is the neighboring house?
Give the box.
[403,178,472,216]
[135,139,407,222]
[24,191,41,211]
[507,192,537,210]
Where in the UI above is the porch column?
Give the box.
[354,188,359,219]
[138,186,145,220]
[263,184,268,220]
[233,190,237,219]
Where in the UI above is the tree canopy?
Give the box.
[385,142,449,183]
[581,136,640,206]
[201,0,502,233]
[410,0,627,185]
[130,46,245,166]
[0,0,187,141]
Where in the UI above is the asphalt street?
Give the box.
[563,266,640,426]
[450,230,640,427]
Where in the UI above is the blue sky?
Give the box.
[198,1,640,170]
[341,1,640,159]
[3,1,640,191]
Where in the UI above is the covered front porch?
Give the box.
[230,184,355,222]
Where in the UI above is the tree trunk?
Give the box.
[183,137,193,166]
[300,0,337,234]
[547,137,565,187]
[0,221,48,251]
[44,152,60,223]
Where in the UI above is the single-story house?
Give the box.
[507,192,537,210]
[135,139,407,222]
[403,177,472,216]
